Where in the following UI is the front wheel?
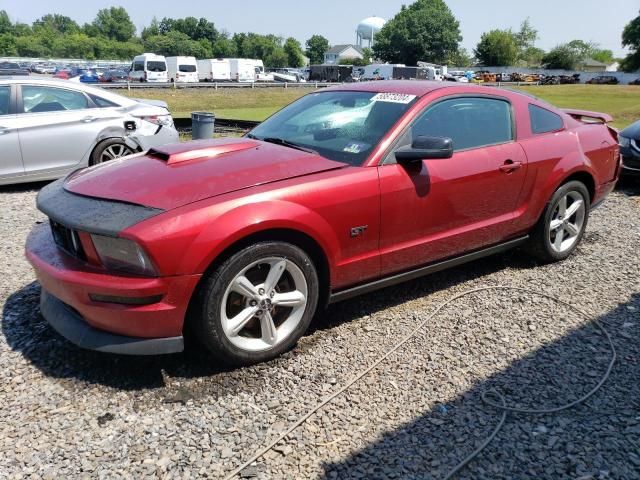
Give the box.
[526,180,590,263]
[192,242,319,366]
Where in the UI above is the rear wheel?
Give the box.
[192,242,319,366]
[526,180,590,262]
[90,138,135,166]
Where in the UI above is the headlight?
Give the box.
[619,136,630,148]
[90,235,157,276]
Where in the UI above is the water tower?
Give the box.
[356,16,386,48]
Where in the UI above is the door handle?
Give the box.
[81,116,97,123]
[499,160,523,173]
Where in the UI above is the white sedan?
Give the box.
[0,78,179,186]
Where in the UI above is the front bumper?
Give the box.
[40,291,184,355]
[621,155,640,176]
[26,223,201,354]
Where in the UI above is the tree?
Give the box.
[141,17,160,40]
[474,29,518,66]
[305,35,329,64]
[447,47,473,67]
[621,11,640,72]
[0,10,12,35]
[92,7,135,42]
[372,0,462,65]
[33,14,79,34]
[542,44,583,70]
[520,46,546,67]
[264,48,288,68]
[283,37,304,67]
[514,18,538,51]
[143,30,210,58]
[212,34,237,57]
[591,48,614,65]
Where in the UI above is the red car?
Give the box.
[26,82,621,365]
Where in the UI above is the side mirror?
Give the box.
[395,136,454,164]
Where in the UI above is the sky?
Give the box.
[1,0,637,57]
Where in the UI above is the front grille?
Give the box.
[50,220,87,261]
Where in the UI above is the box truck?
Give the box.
[166,56,198,83]
[198,59,231,82]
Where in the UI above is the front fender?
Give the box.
[180,200,341,280]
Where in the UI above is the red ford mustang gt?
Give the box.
[26,81,621,365]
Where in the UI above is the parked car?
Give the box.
[25,81,620,365]
[619,120,640,176]
[75,70,101,83]
[101,70,129,83]
[586,75,619,85]
[53,69,72,80]
[0,78,178,185]
[630,78,640,86]
[0,61,30,76]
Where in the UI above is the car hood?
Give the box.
[64,138,346,211]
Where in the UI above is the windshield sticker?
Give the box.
[343,142,366,154]
[371,93,417,104]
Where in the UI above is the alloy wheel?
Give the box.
[220,257,308,352]
[548,191,586,253]
[99,144,134,163]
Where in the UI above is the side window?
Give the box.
[134,61,144,72]
[403,97,513,152]
[89,94,119,108]
[0,86,10,116]
[21,86,88,113]
[529,104,564,134]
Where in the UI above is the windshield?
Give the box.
[248,91,417,165]
[147,61,166,72]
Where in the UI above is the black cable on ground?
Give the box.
[224,286,617,480]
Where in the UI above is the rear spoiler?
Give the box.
[562,109,613,124]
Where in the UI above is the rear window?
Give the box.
[529,104,564,134]
[147,61,166,72]
[179,65,196,73]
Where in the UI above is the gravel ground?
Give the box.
[1,180,639,480]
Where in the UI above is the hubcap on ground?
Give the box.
[99,144,133,163]
[549,191,586,253]
[221,257,308,352]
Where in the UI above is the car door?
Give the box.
[378,95,528,276]
[0,84,24,179]
[15,84,111,174]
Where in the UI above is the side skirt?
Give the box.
[328,236,529,304]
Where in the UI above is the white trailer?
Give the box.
[197,59,231,82]
[166,56,198,83]
[228,59,273,82]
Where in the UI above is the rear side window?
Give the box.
[21,86,88,113]
[407,97,513,151]
[529,104,564,134]
[90,94,119,108]
[0,86,10,115]
[133,61,144,72]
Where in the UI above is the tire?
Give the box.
[526,180,590,263]
[90,138,135,166]
[191,242,319,366]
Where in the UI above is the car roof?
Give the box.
[0,77,138,106]
[323,80,449,97]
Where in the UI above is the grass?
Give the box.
[122,87,313,121]
[122,84,640,129]
[513,85,640,130]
